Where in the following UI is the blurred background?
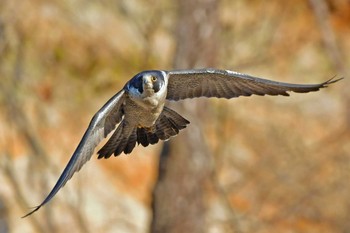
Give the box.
[0,0,349,232]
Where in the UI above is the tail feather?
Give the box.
[145,130,160,145]
[155,116,178,140]
[122,128,137,154]
[97,123,124,159]
[136,127,149,147]
[166,118,180,134]
[155,117,168,140]
[97,121,136,158]
[97,107,190,158]
[162,107,189,130]
[136,107,189,147]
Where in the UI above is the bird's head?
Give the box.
[127,70,167,96]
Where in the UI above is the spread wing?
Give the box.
[166,68,341,100]
[23,90,126,217]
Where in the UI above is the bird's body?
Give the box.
[23,68,341,217]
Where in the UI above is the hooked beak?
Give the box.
[143,75,154,90]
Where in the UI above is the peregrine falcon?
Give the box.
[23,68,341,217]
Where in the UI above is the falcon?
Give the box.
[23,68,341,217]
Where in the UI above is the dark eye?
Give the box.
[130,75,143,93]
[151,76,157,82]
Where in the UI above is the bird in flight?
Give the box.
[22,68,341,217]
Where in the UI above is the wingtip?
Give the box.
[324,76,344,86]
[21,205,42,218]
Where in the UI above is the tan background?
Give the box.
[0,0,349,232]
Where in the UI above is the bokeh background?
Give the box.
[0,0,349,232]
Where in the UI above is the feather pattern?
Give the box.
[22,90,126,217]
[98,107,189,158]
[23,68,342,217]
[166,69,341,100]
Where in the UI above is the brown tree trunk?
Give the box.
[150,0,220,232]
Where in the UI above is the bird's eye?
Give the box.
[129,74,144,94]
[151,76,157,82]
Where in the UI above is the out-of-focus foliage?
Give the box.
[0,0,349,232]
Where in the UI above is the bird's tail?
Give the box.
[97,121,137,158]
[136,107,190,147]
[97,107,189,158]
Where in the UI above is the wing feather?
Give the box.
[22,90,126,217]
[166,69,341,100]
